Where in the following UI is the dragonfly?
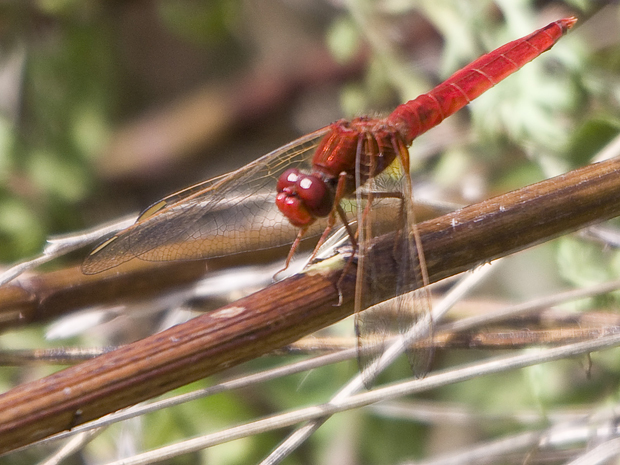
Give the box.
[83,17,576,380]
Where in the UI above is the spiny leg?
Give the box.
[334,203,359,306]
[307,170,351,265]
[275,225,309,279]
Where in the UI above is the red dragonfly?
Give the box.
[83,17,576,379]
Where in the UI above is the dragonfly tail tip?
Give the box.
[560,16,578,32]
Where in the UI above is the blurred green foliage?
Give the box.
[0,4,114,261]
[0,1,243,262]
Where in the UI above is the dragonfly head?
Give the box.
[276,168,333,227]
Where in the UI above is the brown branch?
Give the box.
[1,157,620,454]
[4,308,620,364]
[0,260,212,330]
[0,249,295,330]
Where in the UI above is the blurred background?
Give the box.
[1,0,620,464]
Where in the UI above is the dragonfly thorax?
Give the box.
[312,118,403,185]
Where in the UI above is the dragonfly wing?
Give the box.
[354,147,433,386]
[82,128,329,274]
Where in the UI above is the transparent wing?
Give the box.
[354,145,433,386]
[82,128,330,274]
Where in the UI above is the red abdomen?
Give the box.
[388,17,576,145]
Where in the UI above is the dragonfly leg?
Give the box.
[311,172,359,306]
[308,171,353,263]
[274,226,309,280]
[336,204,357,249]
[335,246,358,306]
[369,190,407,256]
[333,170,358,246]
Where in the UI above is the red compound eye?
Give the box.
[276,192,314,227]
[276,169,334,226]
[294,175,333,218]
[276,168,301,193]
